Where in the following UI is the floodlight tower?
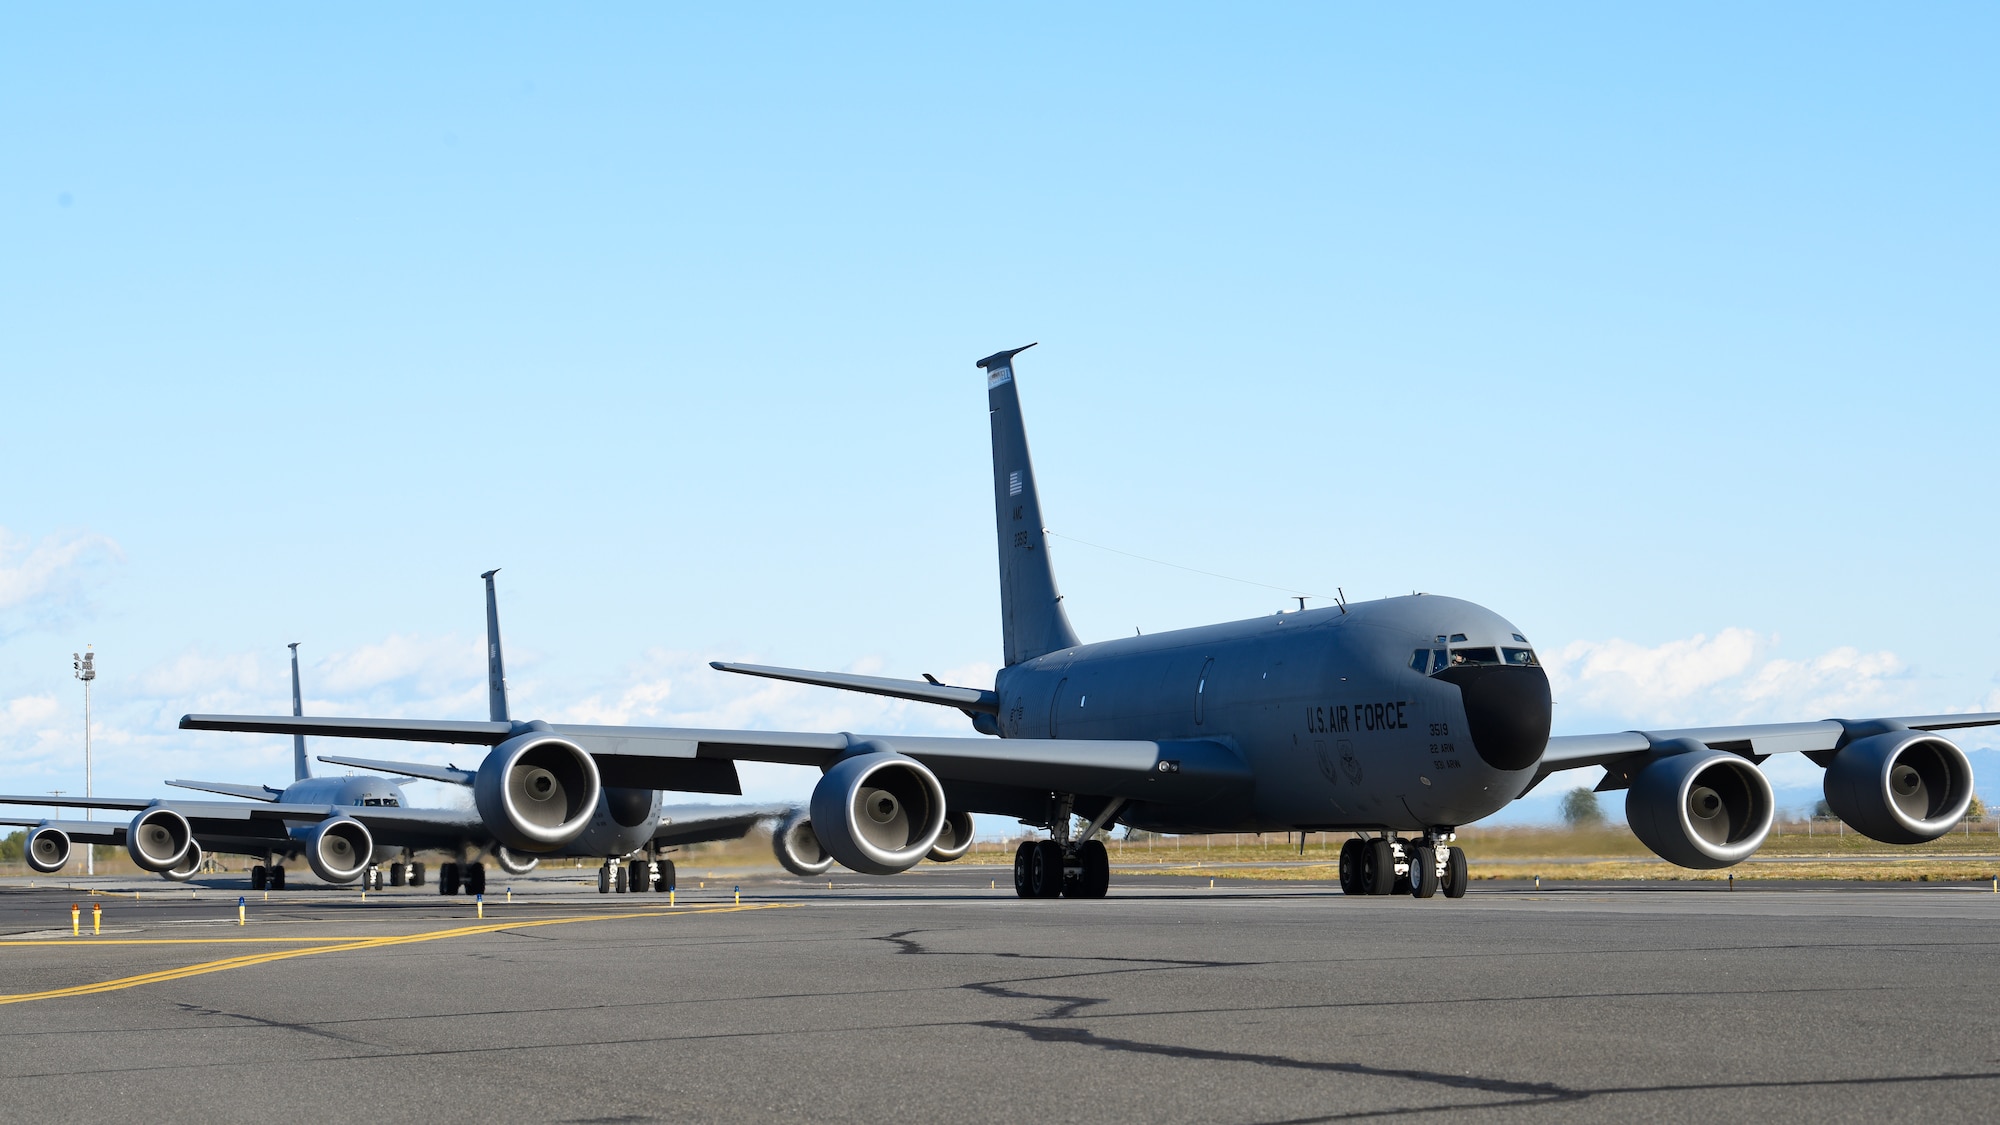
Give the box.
[72,646,95,875]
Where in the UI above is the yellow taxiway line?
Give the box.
[0,903,789,1006]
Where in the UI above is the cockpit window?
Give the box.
[1409,650,1429,673]
[1449,633,1468,643]
[1503,647,1540,667]
[384,798,398,807]
[363,798,382,806]
[1449,647,1500,667]
[1430,649,1448,673]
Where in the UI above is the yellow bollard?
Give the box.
[92,903,101,935]
[506,888,513,903]
[1728,873,1735,892]
[238,896,246,925]
[699,881,704,889]
[476,893,484,919]
[263,891,269,901]
[1209,879,1215,888]
[1534,875,1541,890]
[734,886,741,905]
[71,904,79,936]
[669,889,676,906]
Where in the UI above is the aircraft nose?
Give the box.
[1433,664,1552,772]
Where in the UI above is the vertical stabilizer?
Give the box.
[482,569,510,723]
[978,344,1081,666]
[288,642,309,781]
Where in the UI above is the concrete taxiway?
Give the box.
[2,869,1996,1123]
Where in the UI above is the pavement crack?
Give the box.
[171,1002,375,1046]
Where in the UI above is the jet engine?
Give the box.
[494,846,539,876]
[160,843,204,882]
[771,808,834,877]
[472,728,602,854]
[807,750,946,875]
[1822,729,1974,844]
[1625,744,1773,869]
[291,817,373,884]
[926,810,977,863]
[25,826,70,874]
[125,807,195,872]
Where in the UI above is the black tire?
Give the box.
[465,863,486,896]
[1068,839,1110,898]
[250,865,267,891]
[1442,847,1468,899]
[629,860,650,893]
[440,862,461,895]
[598,865,610,893]
[1013,841,1034,897]
[270,866,286,891]
[656,860,676,892]
[388,862,406,887]
[1411,846,1440,899]
[1337,840,1363,895]
[614,866,629,893]
[1365,839,1394,895]
[1030,840,1066,898]
[409,862,426,887]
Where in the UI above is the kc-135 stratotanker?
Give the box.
[184,346,1998,899]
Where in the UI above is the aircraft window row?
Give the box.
[359,797,400,807]
[1412,645,1541,673]
[1449,647,1501,667]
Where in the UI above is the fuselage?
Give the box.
[993,594,1553,834]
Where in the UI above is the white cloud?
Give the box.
[0,527,122,630]
[1544,628,1909,728]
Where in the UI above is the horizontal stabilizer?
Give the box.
[318,755,477,786]
[167,779,285,802]
[709,662,999,715]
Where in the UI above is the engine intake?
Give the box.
[126,807,195,872]
[292,817,373,884]
[26,826,70,874]
[808,750,946,875]
[771,808,834,877]
[161,843,204,882]
[494,846,539,876]
[926,810,976,863]
[473,729,602,853]
[1626,745,1773,869]
[1823,729,1974,844]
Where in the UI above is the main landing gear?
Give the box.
[438,861,486,896]
[249,864,286,891]
[600,855,676,894]
[1012,796,1119,899]
[1338,834,1467,899]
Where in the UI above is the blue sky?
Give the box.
[3,6,1995,825]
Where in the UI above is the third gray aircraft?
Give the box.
[184,346,1998,899]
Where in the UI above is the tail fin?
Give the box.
[481,569,510,723]
[288,643,309,781]
[978,344,1081,666]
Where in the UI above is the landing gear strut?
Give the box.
[1012,796,1119,899]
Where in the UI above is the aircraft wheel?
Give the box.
[408,862,426,887]
[270,866,286,891]
[464,863,486,896]
[440,862,461,895]
[388,862,406,887]
[598,865,610,893]
[1364,839,1394,895]
[1410,846,1440,899]
[614,866,629,893]
[250,865,267,891]
[1442,847,1468,899]
[1391,840,1415,896]
[655,859,675,892]
[1069,839,1110,898]
[629,860,650,893]
[1029,841,1065,898]
[1337,840,1363,895]
[1012,842,1034,897]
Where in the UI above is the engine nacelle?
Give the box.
[494,846,539,876]
[126,807,195,872]
[1823,729,1974,844]
[473,729,602,854]
[25,826,70,874]
[160,843,204,882]
[926,810,976,863]
[291,817,373,884]
[771,808,834,877]
[808,750,947,875]
[1626,745,1774,869]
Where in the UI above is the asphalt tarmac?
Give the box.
[3,868,1997,1123]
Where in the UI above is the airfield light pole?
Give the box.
[73,647,94,875]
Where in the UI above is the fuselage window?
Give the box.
[1449,633,1468,643]
[1503,647,1540,667]
[1449,647,1500,667]
[1409,650,1429,673]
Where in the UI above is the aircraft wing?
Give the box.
[184,714,1250,801]
[1535,711,2000,788]
[652,803,795,848]
[0,794,485,851]
[0,816,125,844]
[708,662,999,714]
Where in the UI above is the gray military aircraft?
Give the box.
[183,345,1998,900]
[9,577,794,894]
